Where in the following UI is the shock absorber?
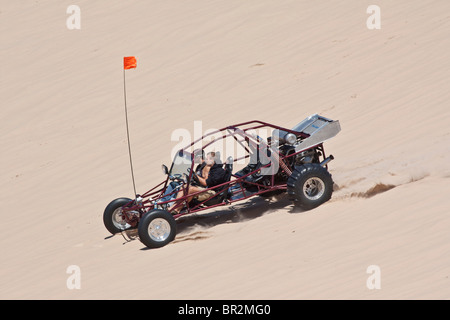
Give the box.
[270,148,292,176]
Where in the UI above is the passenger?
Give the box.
[169,151,226,213]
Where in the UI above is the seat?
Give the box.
[221,156,234,198]
[223,156,233,178]
[214,151,222,165]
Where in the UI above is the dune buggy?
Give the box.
[103,114,341,248]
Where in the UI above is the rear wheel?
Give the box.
[138,209,177,248]
[103,197,133,234]
[287,164,333,210]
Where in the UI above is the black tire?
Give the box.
[138,209,177,248]
[287,164,333,210]
[103,197,133,234]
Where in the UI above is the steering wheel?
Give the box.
[186,168,201,186]
[170,173,185,184]
[191,171,201,185]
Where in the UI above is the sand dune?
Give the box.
[1,0,449,299]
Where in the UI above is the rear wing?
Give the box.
[292,114,341,152]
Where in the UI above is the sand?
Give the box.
[1,0,449,299]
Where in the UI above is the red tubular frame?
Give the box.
[121,120,325,223]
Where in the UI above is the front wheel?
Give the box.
[287,164,334,210]
[138,209,177,248]
[103,197,133,234]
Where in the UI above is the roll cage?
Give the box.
[121,119,333,222]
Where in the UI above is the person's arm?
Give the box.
[192,163,208,187]
[196,175,208,187]
[197,166,210,187]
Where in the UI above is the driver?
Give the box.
[169,151,226,213]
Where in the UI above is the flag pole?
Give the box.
[123,65,137,199]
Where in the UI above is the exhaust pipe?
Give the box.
[320,155,334,167]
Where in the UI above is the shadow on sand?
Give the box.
[137,193,302,249]
[175,193,301,234]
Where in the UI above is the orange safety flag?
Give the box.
[124,56,137,70]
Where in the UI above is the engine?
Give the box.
[294,148,321,165]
